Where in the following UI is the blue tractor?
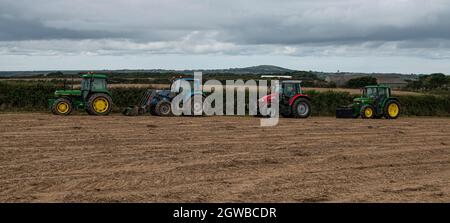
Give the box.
[123,78,205,116]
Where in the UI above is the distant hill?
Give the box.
[0,66,426,89]
[195,65,295,74]
[0,65,295,77]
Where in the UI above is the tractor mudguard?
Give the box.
[289,94,310,106]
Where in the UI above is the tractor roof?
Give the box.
[365,84,390,88]
[179,77,195,81]
[261,75,293,79]
[82,74,108,79]
[281,80,302,84]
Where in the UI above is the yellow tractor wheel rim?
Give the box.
[388,103,399,117]
[93,98,109,113]
[57,102,69,113]
[365,107,373,118]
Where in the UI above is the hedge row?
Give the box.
[1,82,450,116]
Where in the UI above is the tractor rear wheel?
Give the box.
[292,98,311,118]
[385,100,401,119]
[155,101,172,116]
[360,105,375,119]
[52,98,73,116]
[87,93,112,116]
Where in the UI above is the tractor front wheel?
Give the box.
[87,93,112,116]
[292,98,311,118]
[360,105,375,119]
[51,98,73,116]
[155,101,173,116]
[385,100,401,119]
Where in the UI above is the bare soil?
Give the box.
[0,113,449,202]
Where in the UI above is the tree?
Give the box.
[346,76,377,88]
[427,73,448,90]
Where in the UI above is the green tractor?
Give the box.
[49,73,113,116]
[336,85,401,119]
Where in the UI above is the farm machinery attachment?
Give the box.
[336,85,401,119]
[122,90,158,116]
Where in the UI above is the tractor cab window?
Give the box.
[81,78,90,91]
[282,83,297,98]
[171,79,198,93]
[378,88,388,98]
[364,87,377,97]
[92,79,106,91]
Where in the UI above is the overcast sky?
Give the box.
[1,0,450,73]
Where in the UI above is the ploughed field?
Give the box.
[0,113,449,202]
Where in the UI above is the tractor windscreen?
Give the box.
[92,79,106,91]
[363,88,377,97]
[81,78,90,91]
[270,84,280,94]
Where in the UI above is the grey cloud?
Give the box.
[0,16,128,41]
[1,0,449,44]
[1,0,450,59]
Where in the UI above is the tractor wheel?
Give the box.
[385,100,401,119]
[292,98,311,118]
[360,105,375,119]
[85,108,94,115]
[149,104,158,115]
[87,93,112,116]
[190,95,205,116]
[155,101,173,116]
[52,98,73,116]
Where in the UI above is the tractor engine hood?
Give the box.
[54,90,81,97]
[259,93,278,104]
[353,97,369,103]
[155,90,172,97]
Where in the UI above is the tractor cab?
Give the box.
[355,85,392,109]
[170,77,202,95]
[279,80,304,104]
[80,74,110,100]
[362,85,391,99]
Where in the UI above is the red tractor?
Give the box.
[259,80,312,118]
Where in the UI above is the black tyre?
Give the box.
[87,93,113,116]
[292,98,311,118]
[86,108,94,115]
[51,98,73,116]
[149,104,158,115]
[155,101,173,116]
[360,105,375,119]
[385,100,401,119]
